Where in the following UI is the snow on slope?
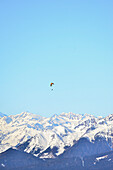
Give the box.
[96,155,108,161]
[0,112,113,158]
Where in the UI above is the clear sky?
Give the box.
[0,0,113,117]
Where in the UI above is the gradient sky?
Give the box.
[0,0,113,117]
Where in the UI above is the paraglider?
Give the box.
[50,83,54,87]
[50,82,54,90]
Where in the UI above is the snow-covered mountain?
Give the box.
[0,112,7,118]
[0,112,113,158]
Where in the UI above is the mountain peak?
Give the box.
[0,112,7,118]
[1,112,113,159]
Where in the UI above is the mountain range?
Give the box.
[0,112,113,169]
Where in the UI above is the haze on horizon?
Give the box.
[0,0,113,117]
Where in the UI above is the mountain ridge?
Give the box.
[0,112,113,158]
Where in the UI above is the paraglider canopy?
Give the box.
[50,82,54,91]
[50,82,54,87]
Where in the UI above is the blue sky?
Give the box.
[0,0,113,117]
